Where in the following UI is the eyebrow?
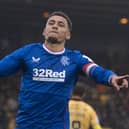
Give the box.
[48,19,55,23]
[58,21,65,25]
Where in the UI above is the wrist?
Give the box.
[108,74,117,86]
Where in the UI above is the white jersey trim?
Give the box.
[43,44,65,55]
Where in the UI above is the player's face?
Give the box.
[43,15,71,44]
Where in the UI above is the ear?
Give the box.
[42,29,46,36]
[66,31,71,40]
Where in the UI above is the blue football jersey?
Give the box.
[0,43,114,129]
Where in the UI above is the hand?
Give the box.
[110,74,129,91]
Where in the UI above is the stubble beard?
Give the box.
[46,36,62,44]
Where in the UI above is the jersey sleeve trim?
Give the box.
[83,63,98,76]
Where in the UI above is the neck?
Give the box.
[44,41,65,52]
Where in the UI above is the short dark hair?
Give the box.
[48,11,72,32]
[73,84,85,97]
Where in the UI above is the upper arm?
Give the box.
[77,53,97,76]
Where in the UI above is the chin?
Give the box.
[47,36,60,44]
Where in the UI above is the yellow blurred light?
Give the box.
[120,17,128,24]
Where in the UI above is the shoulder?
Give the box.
[65,49,82,59]
[19,42,42,54]
[11,42,42,58]
[65,49,93,63]
[66,49,81,55]
[22,42,42,49]
[80,101,95,112]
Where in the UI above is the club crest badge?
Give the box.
[60,56,70,66]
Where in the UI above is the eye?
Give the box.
[48,20,55,25]
[58,22,65,27]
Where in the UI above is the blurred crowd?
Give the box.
[0,76,19,129]
[81,76,129,129]
[0,75,129,129]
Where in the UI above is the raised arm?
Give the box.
[77,52,129,91]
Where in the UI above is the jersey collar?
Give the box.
[43,44,65,55]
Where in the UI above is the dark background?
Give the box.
[0,0,129,73]
[0,1,129,129]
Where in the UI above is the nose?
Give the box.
[52,23,58,30]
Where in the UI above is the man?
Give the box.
[0,11,128,129]
[69,84,103,129]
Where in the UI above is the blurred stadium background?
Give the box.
[0,0,129,129]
